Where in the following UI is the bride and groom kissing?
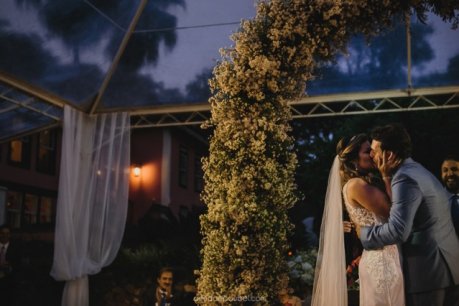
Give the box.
[311,123,459,306]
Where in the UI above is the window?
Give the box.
[178,146,188,188]
[8,136,31,168]
[24,194,39,225]
[40,196,54,223]
[5,190,55,229]
[194,155,204,193]
[7,191,22,228]
[0,187,5,225]
[36,129,57,174]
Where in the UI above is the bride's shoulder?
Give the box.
[347,177,368,185]
[345,177,369,192]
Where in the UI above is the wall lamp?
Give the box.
[133,164,142,177]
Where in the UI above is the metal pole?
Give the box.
[405,12,413,93]
[89,0,148,115]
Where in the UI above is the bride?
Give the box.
[311,134,405,306]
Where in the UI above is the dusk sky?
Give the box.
[0,0,458,106]
[148,1,459,91]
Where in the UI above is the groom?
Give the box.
[359,123,459,306]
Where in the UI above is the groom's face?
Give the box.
[370,140,383,165]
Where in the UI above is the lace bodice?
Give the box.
[342,181,379,226]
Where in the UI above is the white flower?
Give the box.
[287,249,318,287]
[301,273,313,283]
[301,262,313,271]
[290,270,300,278]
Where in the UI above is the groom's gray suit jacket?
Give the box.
[361,158,459,294]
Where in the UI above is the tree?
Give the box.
[7,0,186,107]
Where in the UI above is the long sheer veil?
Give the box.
[311,156,348,306]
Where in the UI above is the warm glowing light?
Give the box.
[133,165,141,177]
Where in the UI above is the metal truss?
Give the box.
[130,104,211,129]
[130,85,459,128]
[290,86,459,118]
[2,71,458,136]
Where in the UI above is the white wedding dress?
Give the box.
[343,182,405,306]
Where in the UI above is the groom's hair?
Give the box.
[371,123,412,159]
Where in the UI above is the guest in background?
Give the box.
[441,154,459,235]
[143,267,175,306]
[0,224,21,306]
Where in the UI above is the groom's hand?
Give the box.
[377,150,402,178]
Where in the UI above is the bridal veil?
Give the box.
[311,156,348,306]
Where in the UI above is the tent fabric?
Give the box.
[50,105,130,306]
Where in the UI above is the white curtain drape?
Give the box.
[50,105,130,306]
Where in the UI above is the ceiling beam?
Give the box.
[130,85,459,128]
[0,70,69,109]
[88,0,148,115]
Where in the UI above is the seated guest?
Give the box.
[143,267,175,306]
[0,224,21,306]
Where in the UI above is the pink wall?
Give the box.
[128,128,163,224]
[128,127,206,223]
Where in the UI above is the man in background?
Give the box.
[0,224,21,306]
[143,267,175,306]
[441,155,459,235]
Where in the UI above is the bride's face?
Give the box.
[357,141,374,170]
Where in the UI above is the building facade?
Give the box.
[0,129,60,232]
[0,126,206,231]
[129,127,206,224]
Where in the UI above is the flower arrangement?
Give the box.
[285,249,318,300]
[287,249,318,289]
[346,255,361,291]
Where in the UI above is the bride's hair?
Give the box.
[336,133,383,189]
[336,133,368,181]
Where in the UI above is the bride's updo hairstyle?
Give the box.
[336,133,371,185]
